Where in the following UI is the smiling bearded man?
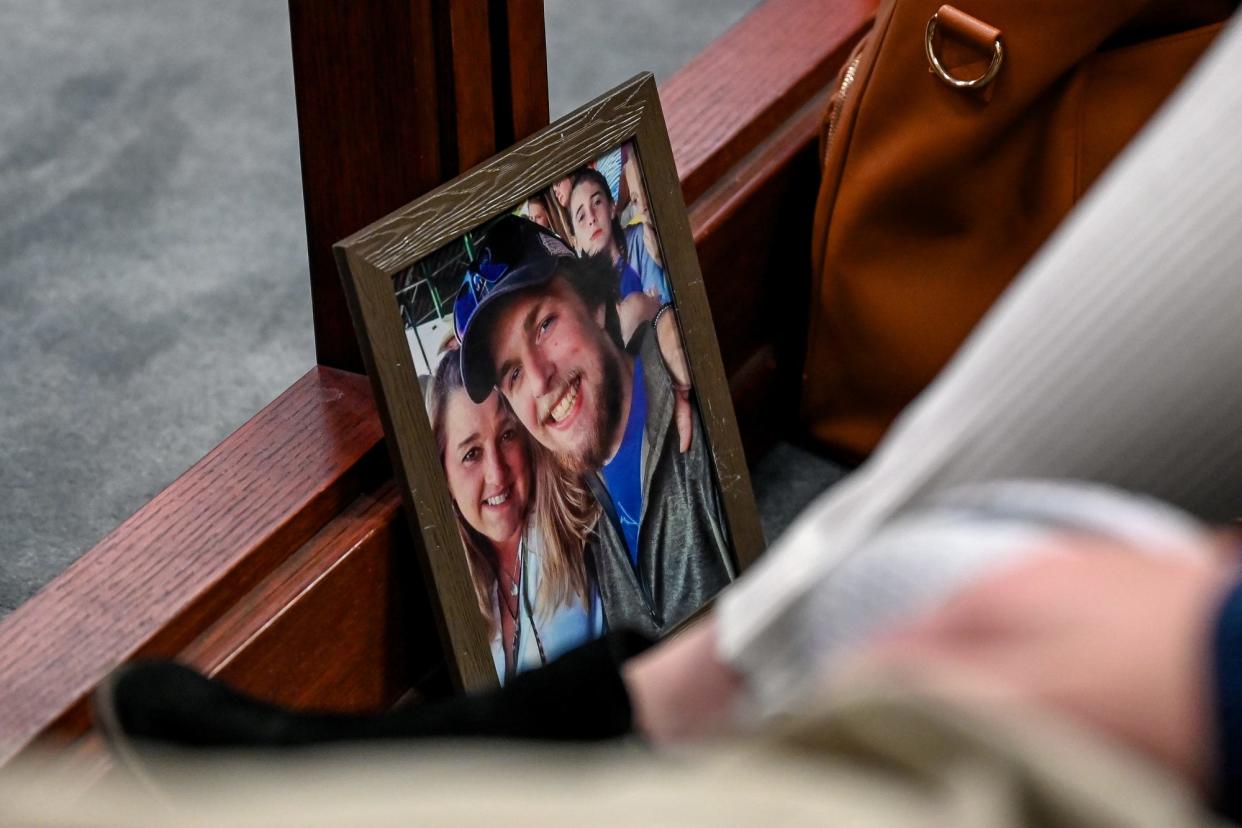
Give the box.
[488,274,625,475]
[456,214,734,637]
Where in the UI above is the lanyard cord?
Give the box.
[521,576,548,665]
[518,534,548,665]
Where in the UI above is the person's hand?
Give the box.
[857,540,1237,790]
[616,291,661,345]
[623,617,746,745]
[614,297,693,453]
[653,305,693,453]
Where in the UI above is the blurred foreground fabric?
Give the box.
[2,685,1210,827]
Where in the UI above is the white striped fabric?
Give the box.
[718,12,1242,718]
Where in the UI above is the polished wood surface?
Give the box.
[0,367,385,762]
[0,0,875,763]
[690,92,845,453]
[496,0,551,147]
[664,0,875,205]
[671,0,873,453]
[177,478,446,711]
[290,0,550,373]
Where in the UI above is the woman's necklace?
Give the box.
[499,554,520,614]
[491,546,522,672]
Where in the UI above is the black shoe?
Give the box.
[93,660,366,750]
[93,630,653,752]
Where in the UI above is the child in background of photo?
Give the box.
[523,194,553,231]
[570,167,670,303]
[519,188,660,346]
[591,146,660,268]
[540,176,577,249]
[591,146,664,270]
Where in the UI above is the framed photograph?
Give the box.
[335,74,763,692]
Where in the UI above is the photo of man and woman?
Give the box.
[392,140,736,683]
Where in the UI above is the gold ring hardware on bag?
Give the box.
[925,5,1004,90]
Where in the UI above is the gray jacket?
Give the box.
[585,325,735,638]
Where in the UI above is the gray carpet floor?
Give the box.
[0,1,844,618]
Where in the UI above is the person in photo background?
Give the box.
[523,193,553,232]
[428,346,604,683]
[619,149,663,269]
[540,176,577,249]
[569,166,670,303]
[526,169,665,345]
[593,145,664,269]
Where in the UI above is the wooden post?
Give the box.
[288,0,549,372]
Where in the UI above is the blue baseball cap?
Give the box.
[454,214,576,403]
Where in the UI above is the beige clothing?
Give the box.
[1,686,1217,827]
[719,11,1242,718]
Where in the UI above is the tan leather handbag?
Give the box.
[803,0,1233,460]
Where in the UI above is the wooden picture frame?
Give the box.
[334,74,763,693]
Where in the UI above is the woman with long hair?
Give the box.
[427,347,603,682]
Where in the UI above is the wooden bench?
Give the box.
[0,0,875,765]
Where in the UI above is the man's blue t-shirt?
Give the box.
[599,357,647,568]
[616,259,644,300]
